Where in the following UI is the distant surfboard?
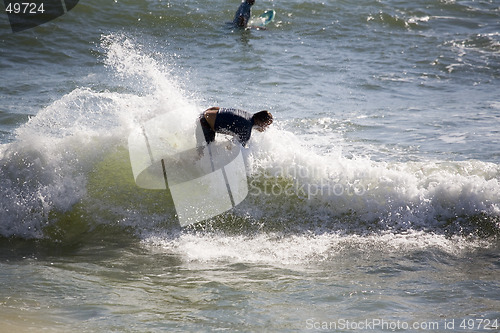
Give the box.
[249,10,276,28]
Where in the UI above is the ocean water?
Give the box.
[1,0,500,331]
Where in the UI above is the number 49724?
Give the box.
[5,2,46,14]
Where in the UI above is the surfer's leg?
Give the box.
[196,115,215,155]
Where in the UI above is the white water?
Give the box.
[1,34,499,242]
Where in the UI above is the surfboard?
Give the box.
[250,10,276,28]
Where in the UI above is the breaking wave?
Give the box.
[1,35,499,251]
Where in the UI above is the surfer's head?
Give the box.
[246,0,255,5]
[253,110,273,132]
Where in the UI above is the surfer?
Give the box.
[197,107,273,148]
[233,0,255,28]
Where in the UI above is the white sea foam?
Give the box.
[246,124,500,232]
[142,230,495,267]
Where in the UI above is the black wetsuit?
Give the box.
[233,1,253,27]
[198,108,254,146]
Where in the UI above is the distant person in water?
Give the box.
[197,107,273,149]
[233,0,255,28]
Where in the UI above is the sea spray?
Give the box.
[0,34,200,238]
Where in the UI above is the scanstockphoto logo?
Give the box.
[3,0,79,32]
[249,165,367,199]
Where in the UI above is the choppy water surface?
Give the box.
[1,0,499,331]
